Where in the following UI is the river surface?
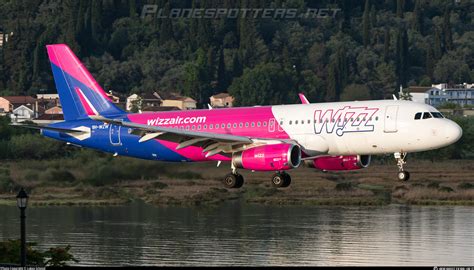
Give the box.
[0,201,472,266]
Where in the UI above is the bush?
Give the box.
[0,175,15,193]
[8,134,68,160]
[438,186,454,192]
[335,182,354,191]
[457,182,474,190]
[152,182,168,189]
[427,181,440,189]
[23,169,39,182]
[168,171,203,180]
[39,169,76,183]
[0,239,78,266]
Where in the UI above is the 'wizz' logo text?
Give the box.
[314,106,379,136]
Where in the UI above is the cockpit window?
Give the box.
[431,112,444,118]
[422,112,432,119]
[414,112,422,120]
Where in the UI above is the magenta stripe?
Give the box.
[47,44,113,102]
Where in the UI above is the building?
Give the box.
[210,93,234,108]
[407,86,430,104]
[126,92,162,111]
[33,113,64,125]
[142,106,180,112]
[10,105,35,123]
[36,93,60,113]
[161,96,197,110]
[0,96,37,114]
[427,83,474,107]
[44,106,63,115]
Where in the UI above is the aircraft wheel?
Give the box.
[223,173,239,188]
[397,171,410,181]
[235,174,244,188]
[281,172,292,188]
[271,173,286,188]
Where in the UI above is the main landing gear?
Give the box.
[223,173,244,188]
[222,164,292,188]
[271,171,292,188]
[394,152,410,181]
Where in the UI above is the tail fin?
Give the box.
[46,44,125,121]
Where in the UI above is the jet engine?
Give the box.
[232,144,301,171]
[306,155,371,171]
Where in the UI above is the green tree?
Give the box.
[443,8,453,51]
[395,28,409,88]
[340,84,371,101]
[362,0,371,47]
[412,0,424,34]
[228,63,296,106]
[383,27,390,62]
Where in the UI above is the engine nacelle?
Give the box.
[232,144,301,171]
[306,155,371,171]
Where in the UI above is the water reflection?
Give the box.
[0,202,472,266]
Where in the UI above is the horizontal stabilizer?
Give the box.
[10,124,86,133]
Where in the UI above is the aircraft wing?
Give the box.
[90,116,287,157]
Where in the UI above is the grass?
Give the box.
[0,157,473,206]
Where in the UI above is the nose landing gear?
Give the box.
[394,152,410,181]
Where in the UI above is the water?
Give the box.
[0,201,472,266]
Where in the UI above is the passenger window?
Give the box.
[233,123,237,128]
[191,125,195,130]
[227,123,231,128]
[263,122,267,127]
[245,122,249,127]
[257,122,261,127]
[204,124,207,129]
[414,112,422,120]
[307,120,310,124]
[375,116,378,121]
[197,125,201,130]
[251,122,255,127]
[221,123,225,128]
[289,120,292,125]
[295,120,298,124]
[239,123,243,128]
[422,112,432,119]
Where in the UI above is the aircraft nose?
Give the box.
[443,120,462,144]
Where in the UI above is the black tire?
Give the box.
[223,173,238,188]
[397,171,410,181]
[235,174,244,188]
[271,173,285,188]
[281,173,292,188]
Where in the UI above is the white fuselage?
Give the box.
[272,100,462,156]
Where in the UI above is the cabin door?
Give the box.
[384,105,399,133]
[109,124,122,145]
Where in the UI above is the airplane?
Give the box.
[17,44,463,188]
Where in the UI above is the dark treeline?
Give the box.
[0,0,472,107]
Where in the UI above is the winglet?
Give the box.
[392,94,398,100]
[298,93,310,104]
[207,104,213,110]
